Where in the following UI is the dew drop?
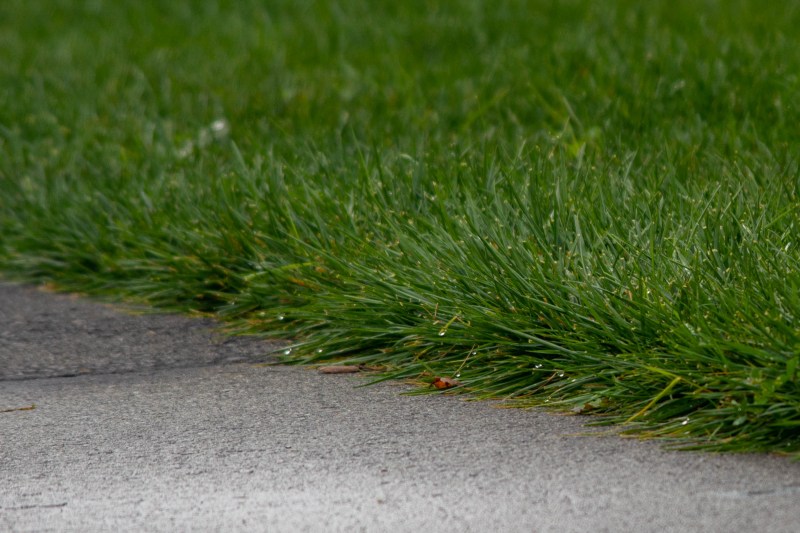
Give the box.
[278,315,285,321]
[535,364,543,369]
[438,330,446,337]
[177,141,194,159]
[283,349,292,355]
[210,118,230,135]
[316,348,323,354]
[681,418,690,426]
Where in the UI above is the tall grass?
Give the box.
[2,0,800,453]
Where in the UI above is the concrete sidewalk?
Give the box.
[1,282,799,532]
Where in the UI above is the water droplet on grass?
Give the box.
[438,330,446,336]
[210,118,229,136]
[177,141,194,158]
[283,349,292,355]
[278,315,285,321]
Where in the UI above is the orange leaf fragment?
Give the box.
[431,376,461,389]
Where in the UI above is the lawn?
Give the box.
[2,0,799,454]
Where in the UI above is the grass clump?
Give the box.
[1,0,800,454]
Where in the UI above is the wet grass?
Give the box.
[2,0,800,454]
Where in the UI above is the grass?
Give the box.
[2,0,800,454]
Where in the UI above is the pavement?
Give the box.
[1,281,800,532]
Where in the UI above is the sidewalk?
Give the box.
[2,282,799,532]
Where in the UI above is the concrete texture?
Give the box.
[1,282,799,532]
[0,284,275,380]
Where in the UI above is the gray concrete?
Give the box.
[1,282,799,532]
[0,284,275,381]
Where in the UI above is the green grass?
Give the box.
[2,0,800,454]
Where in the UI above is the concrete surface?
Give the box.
[1,281,799,532]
